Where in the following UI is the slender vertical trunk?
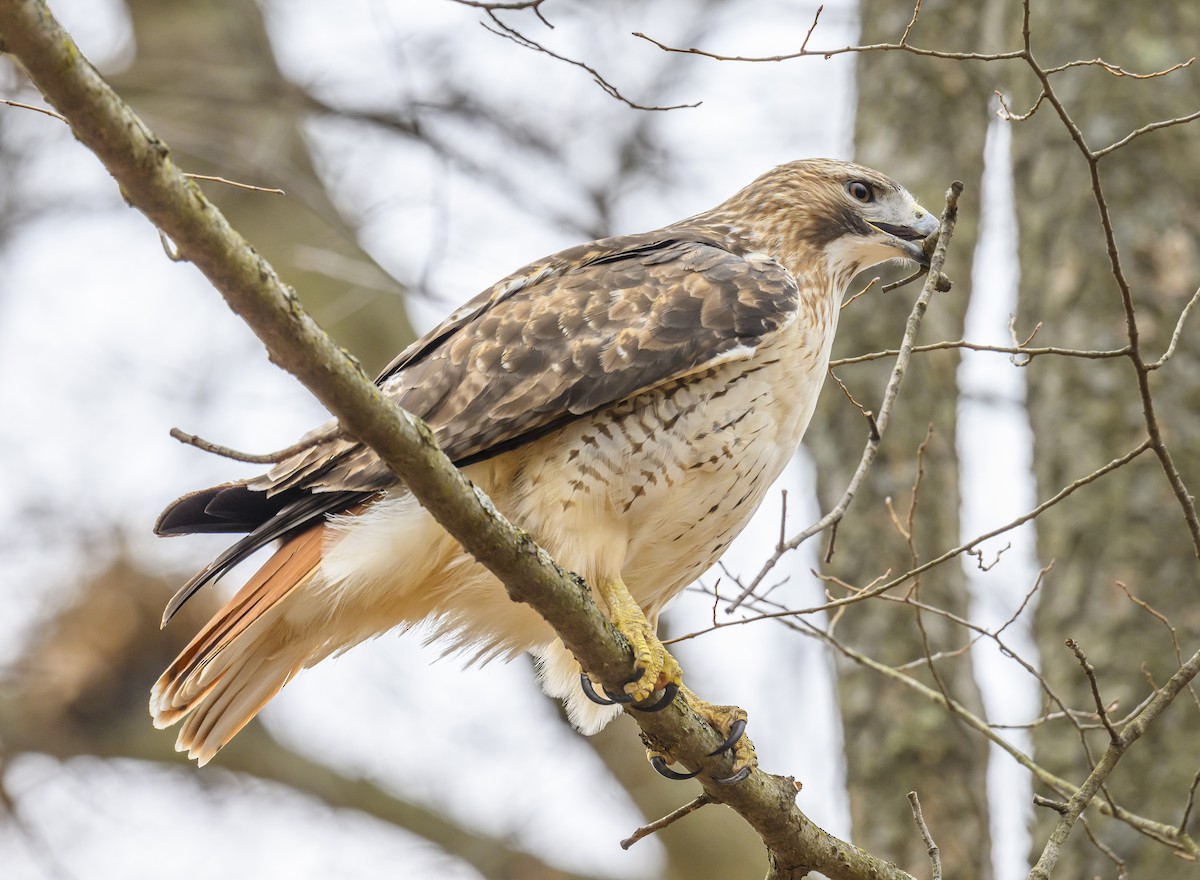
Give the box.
[814,0,1008,872]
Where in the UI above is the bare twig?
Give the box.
[632,30,1025,65]
[183,172,285,195]
[829,338,1127,368]
[776,490,788,552]
[907,791,942,880]
[841,275,880,310]
[1042,55,1195,79]
[1078,815,1131,879]
[898,0,923,47]
[966,542,1010,571]
[995,88,1047,122]
[1066,639,1120,743]
[1115,581,1200,712]
[1,96,66,122]
[800,4,824,53]
[1010,317,1042,348]
[169,426,330,465]
[880,265,928,293]
[1146,285,1200,371]
[620,794,714,849]
[1181,771,1200,835]
[1093,109,1200,159]
[828,368,879,441]
[480,13,698,111]
[1034,794,1069,813]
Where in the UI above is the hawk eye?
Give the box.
[847,180,874,203]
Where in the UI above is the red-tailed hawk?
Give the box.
[151,158,938,773]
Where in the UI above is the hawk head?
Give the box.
[710,158,939,281]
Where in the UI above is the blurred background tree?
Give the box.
[807,0,1002,873]
[1009,1,1200,875]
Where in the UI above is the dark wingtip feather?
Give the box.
[155,483,242,536]
[155,482,285,536]
[158,487,377,626]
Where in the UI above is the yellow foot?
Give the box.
[646,686,757,784]
[597,576,683,704]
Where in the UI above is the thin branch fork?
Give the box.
[732,588,1200,858]
[1029,635,1200,879]
[1014,14,1200,561]
[752,593,1200,859]
[635,0,1191,81]
[713,438,1153,631]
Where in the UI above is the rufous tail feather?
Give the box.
[150,523,325,765]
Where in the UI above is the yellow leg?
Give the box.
[596,575,683,703]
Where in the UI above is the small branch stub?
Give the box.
[620,794,715,849]
[907,791,942,880]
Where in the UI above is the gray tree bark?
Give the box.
[814,0,1011,873]
[1010,2,1200,874]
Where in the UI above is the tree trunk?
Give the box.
[112,0,415,372]
[1011,2,1200,874]
[816,0,1009,873]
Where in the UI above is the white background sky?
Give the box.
[0,2,1043,878]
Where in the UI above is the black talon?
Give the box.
[580,672,615,705]
[714,765,753,786]
[707,717,748,756]
[603,685,635,704]
[579,672,633,705]
[650,755,699,781]
[632,682,678,713]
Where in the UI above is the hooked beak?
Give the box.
[870,211,940,267]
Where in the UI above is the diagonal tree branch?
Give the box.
[0,2,958,877]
